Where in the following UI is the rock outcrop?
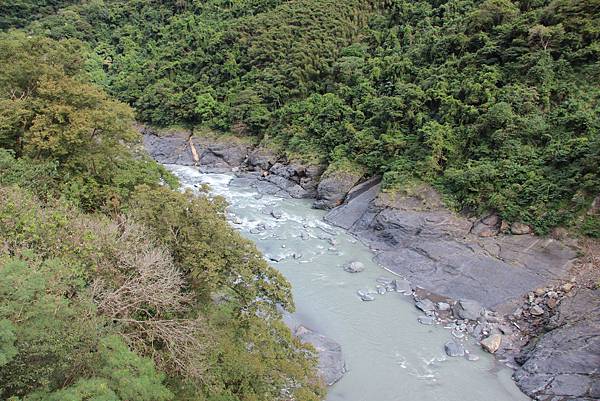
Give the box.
[281,311,346,386]
[294,325,346,386]
[514,288,600,400]
[142,127,250,172]
[325,179,577,311]
[259,162,325,199]
[313,168,363,209]
[142,127,326,198]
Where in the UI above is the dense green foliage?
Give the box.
[20,0,599,233]
[0,32,323,401]
[0,0,78,30]
[0,0,599,397]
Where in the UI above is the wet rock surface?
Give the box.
[294,325,347,386]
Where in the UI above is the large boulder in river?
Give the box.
[294,325,346,386]
[514,288,600,400]
[313,166,364,209]
[343,261,365,273]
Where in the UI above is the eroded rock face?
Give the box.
[259,162,325,199]
[514,288,600,400]
[142,128,250,171]
[325,180,577,310]
[313,169,363,209]
[142,129,195,165]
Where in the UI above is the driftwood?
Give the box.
[189,136,200,164]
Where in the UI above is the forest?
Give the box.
[15,0,600,235]
[0,0,598,400]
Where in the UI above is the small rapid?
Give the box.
[167,165,529,401]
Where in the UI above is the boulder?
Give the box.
[415,298,436,314]
[511,222,532,235]
[247,148,277,171]
[294,325,346,386]
[453,299,484,321]
[313,169,363,209]
[393,279,412,294]
[344,261,365,273]
[471,221,499,237]
[481,334,502,353]
[530,305,544,316]
[482,213,500,226]
[444,341,466,357]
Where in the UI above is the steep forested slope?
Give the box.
[0,32,324,401]
[20,0,599,235]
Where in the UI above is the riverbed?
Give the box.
[167,164,529,401]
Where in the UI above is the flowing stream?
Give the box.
[167,165,529,401]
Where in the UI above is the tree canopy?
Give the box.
[12,0,598,234]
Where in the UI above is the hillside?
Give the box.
[0,31,324,401]
[20,0,600,235]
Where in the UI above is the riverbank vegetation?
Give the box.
[16,0,598,235]
[0,31,324,401]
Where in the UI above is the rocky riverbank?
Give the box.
[143,128,600,401]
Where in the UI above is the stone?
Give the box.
[482,213,500,226]
[444,341,465,357]
[547,298,558,309]
[357,290,375,302]
[344,261,365,273]
[530,305,545,316]
[511,222,532,235]
[294,325,346,386]
[471,221,499,237]
[453,299,484,321]
[313,168,363,210]
[480,334,502,353]
[415,298,436,313]
[418,316,435,325]
[247,148,277,171]
[437,302,451,311]
[393,279,412,294]
[271,209,283,219]
[561,282,574,292]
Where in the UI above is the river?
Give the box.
[167,164,529,401]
